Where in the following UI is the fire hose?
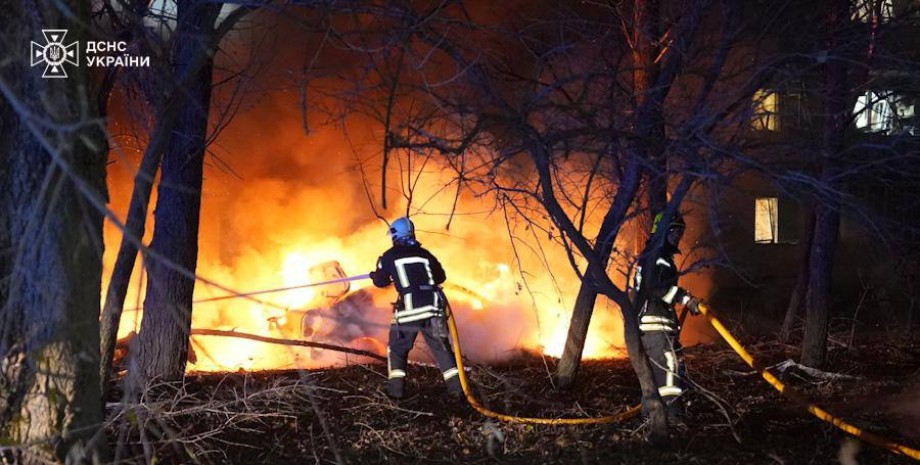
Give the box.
[446,295,920,459]
[443,295,642,425]
[193,273,371,304]
[200,273,641,423]
[196,273,920,456]
[695,303,920,460]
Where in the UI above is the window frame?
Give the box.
[754,197,800,245]
[752,89,781,132]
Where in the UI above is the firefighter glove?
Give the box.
[684,296,701,316]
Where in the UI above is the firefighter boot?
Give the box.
[387,378,405,400]
[446,375,463,399]
[665,396,688,430]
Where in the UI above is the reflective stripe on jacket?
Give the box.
[372,244,446,324]
[634,242,687,333]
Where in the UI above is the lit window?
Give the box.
[752,89,780,131]
[892,97,918,136]
[855,90,894,132]
[755,198,779,243]
[852,0,893,23]
[854,91,919,135]
[754,197,800,244]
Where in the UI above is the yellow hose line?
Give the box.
[698,303,920,460]
[446,309,641,425]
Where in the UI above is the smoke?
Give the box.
[101,12,713,371]
[103,93,719,370]
[104,90,631,370]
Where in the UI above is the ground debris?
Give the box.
[105,335,920,464]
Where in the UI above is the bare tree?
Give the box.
[96,0,250,395]
[320,0,770,443]
[764,0,920,365]
[302,0,919,442]
[557,0,722,390]
[126,0,249,388]
[0,1,109,462]
[83,0,257,393]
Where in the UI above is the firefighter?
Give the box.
[633,211,702,421]
[370,216,463,400]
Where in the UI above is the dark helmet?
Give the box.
[388,217,416,244]
[650,211,686,235]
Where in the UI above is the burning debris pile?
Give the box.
[105,104,677,374]
[274,260,389,357]
[110,244,641,374]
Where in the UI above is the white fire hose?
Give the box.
[192,273,371,304]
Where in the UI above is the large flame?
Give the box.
[104,116,636,372]
[102,43,711,372]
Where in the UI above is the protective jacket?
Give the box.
[635,242,690,333]
[371,243,447,323]
[634,240,691,405]
[370,241,461,399]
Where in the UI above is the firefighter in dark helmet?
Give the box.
[370,217,463,400]
[634,211,702,421]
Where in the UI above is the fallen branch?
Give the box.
[772,359,862,381]
[722,360,861,382]
[190,328,387,362]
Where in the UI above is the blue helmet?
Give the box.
[389,217,416,244]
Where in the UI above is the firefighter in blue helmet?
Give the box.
[634,212,702,421]
[370,217,463,400]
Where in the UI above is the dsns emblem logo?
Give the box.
[31,29,79,78]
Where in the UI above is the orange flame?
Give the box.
[103,103,711,373]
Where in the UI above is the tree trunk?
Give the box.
[802,206,839,367]
[533,144,678,444]
[128,0,222,387]
[633,0,668,216]
[557,160,641,388]
[99,1,252,398]
[0,2,109,462]
[556,0,663,390]
[780,211,815,342]
[556,287,603,387]
[616,297,669,446]
[99,90,194,397]
[555,2,704,445]
[801,0,848,368]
